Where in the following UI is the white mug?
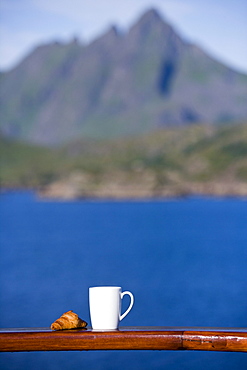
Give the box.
[89,286,134,330]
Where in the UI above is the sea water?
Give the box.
[0,191,247,369]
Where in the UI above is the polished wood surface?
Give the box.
[1,327,247,352]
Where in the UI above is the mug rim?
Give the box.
[89,286,121,289]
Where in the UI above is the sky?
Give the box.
[0,0,247,73]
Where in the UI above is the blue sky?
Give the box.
[1,0,247,73]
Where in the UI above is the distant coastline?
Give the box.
[1,182,247,201]
[1,124,247,200]
[38,180,247,200]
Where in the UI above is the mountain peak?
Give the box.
[128,7,173,43]
[135,8,166,30]
[139,8,163,23]
[91,25,120,50]
[105,25,120,38]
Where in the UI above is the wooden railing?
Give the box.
[1,327,247,352]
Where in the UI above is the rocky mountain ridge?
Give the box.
[0,8,246,146]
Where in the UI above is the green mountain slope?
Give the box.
[1,124,247,198]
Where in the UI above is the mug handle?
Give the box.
[120,291,134,321]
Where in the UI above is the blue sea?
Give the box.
[0,191,247,369]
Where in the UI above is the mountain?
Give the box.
[0,8,247,146]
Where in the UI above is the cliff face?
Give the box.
[1,9,247,146]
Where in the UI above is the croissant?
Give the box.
[51,310,87,330]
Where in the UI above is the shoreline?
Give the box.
[2,182,246,201]
[36,176,247,200]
